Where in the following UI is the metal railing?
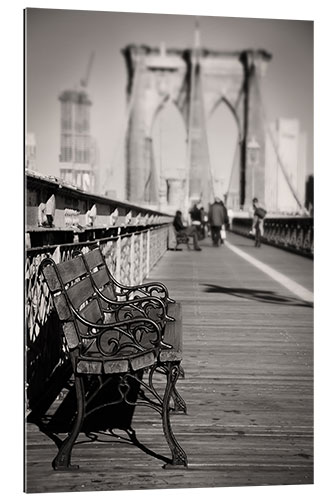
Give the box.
[230,216,313,257]
[25,224,170,415]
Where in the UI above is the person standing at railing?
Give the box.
[251,197,267,248]
[173,210,202,251]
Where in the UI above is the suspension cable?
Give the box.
[225,138,240,202]
[198,70,215,202]
[253,74,307,213]
[184,43,197,219]
[105,61,141,195]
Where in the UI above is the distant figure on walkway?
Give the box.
[189,203,201,224]
[208,197,229,246]
[173,210,202,251]
[251,197,267,247]
[200,206,208,239]
[189,203,203,239]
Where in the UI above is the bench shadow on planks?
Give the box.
[36,246,188,470]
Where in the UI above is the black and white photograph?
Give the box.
[17,1,327,497]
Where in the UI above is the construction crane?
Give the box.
[80,51,95,88]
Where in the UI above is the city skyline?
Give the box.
[26,9,313,201]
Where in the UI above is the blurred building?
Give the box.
[213,177,227,201]
[265,118,307,213]
[25,132,37,170]
[58,89,96,192]
[158,173,186,215]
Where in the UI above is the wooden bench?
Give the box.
[39,249,187,470]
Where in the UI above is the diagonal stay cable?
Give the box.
[253,74,308,213]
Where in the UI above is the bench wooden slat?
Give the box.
[77,298,103,334]
[91,267,109,288]
[129,351,156,371]
[90,268,117,301]
[62,321,79,349]
[53,293,71,321]
[101,285,116,300]
[76,359,103,374]
[57,257,87,284]
[84,247,104,270]
[160,303,182,362]
[104,359,129,374]
[67,276,96,310]
[42,265,61,291]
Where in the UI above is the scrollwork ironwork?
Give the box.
[231,216,313,257]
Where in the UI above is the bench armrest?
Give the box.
[70,305,163,357]
[95,288,175,323]
[112,277,175,304]
[74,247,175,304]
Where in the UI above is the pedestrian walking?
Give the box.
[251,197,267,247]
[208,197,229,246]
[199,207,207,239]
[189,203,203,240]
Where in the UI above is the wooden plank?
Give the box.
[84,247,104,270]
[42,264,61,291]
[53,293,71,321]
[91,267,110,289]
[57,256,87,284]
[77,298,103,334]
[67,276,95,309]
[160,303,183,361]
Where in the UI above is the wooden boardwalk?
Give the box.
[25,232,313,493]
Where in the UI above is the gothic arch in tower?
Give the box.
[122,44,271,210]
[207,97,240,201]
[151,99,187,211]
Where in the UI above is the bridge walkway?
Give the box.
[25,232,313,492]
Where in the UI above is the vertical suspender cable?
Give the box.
[225,76,246,206]
[184,35,197,221]
[106,62,140,196]
[199,68,216,202]
[186,18,215,216]
[225,138,240,202]
[253,74,307,213]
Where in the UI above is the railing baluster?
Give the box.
[230,216,313,257]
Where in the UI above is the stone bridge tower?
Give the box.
[122,42,271,211]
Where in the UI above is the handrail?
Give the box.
[230,216,313,257]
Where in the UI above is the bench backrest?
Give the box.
[41,254,104,350]
[82,247,117,305]
[40,252,161,362]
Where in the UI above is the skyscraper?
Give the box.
[59,88,95,192]
[25,132,37,171]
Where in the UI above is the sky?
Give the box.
[26,8,313,198]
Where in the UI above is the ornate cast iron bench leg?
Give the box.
[162,362,188,468]
[171,386,187,414]
[171,364,186,413]
[52,376,85,470]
